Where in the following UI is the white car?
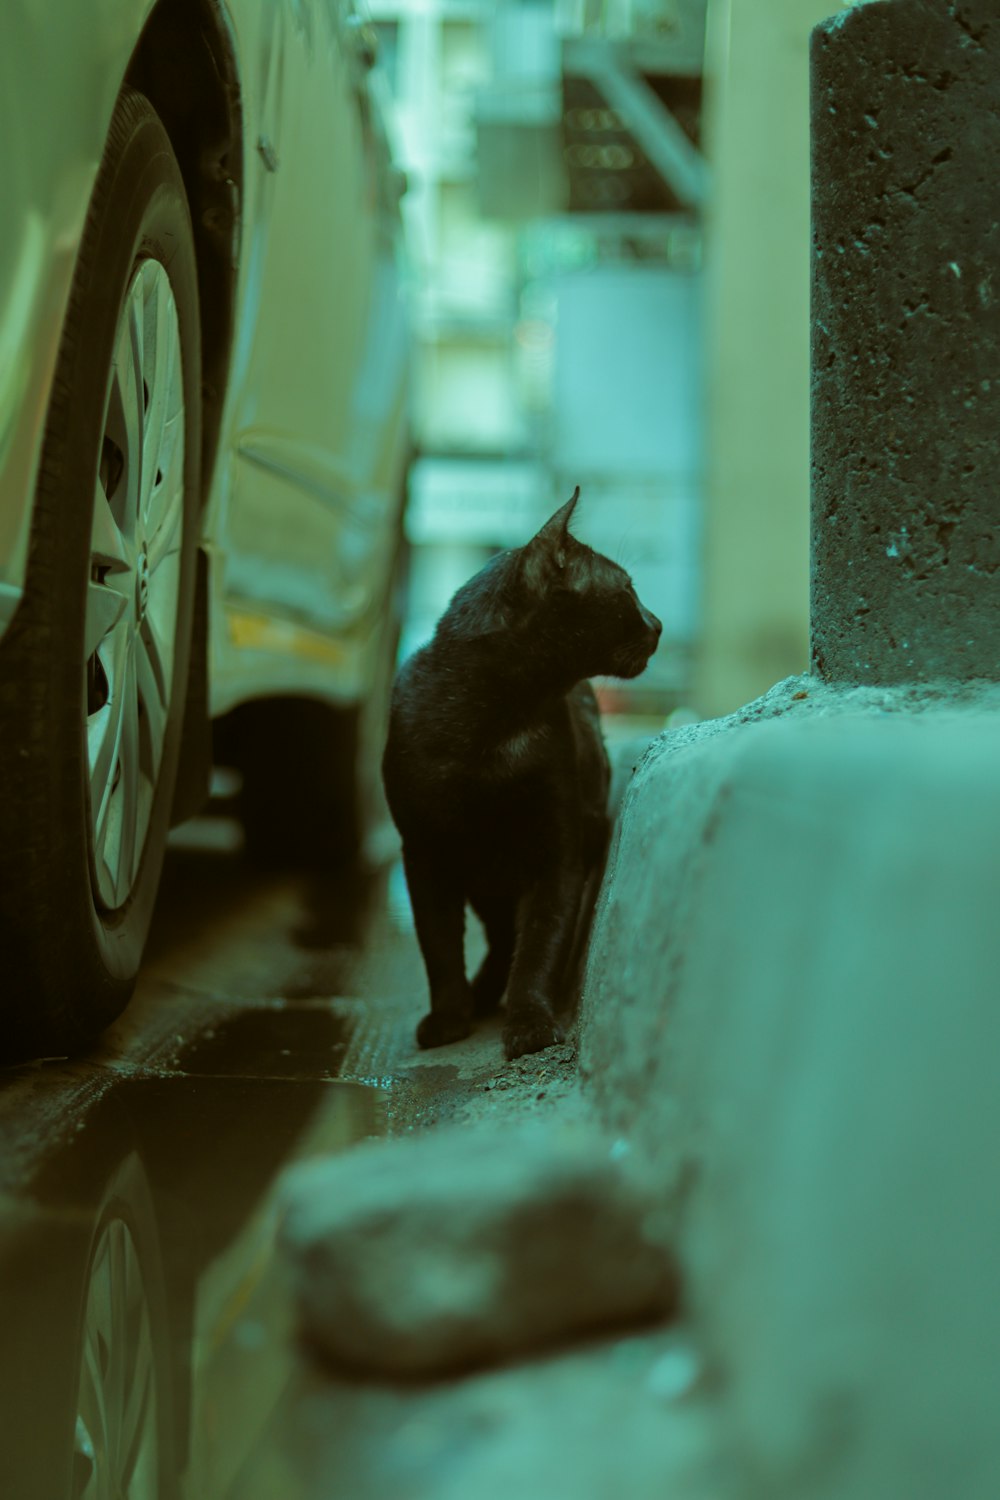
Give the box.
[0,0,410,1061]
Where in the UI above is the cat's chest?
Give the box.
[483,725,551,780]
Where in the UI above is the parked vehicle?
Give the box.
[0,0,411,1061]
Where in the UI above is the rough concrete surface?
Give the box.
[250,802,751,1500]
[811,0,1000,681]
[265,669,1000,1500]
[580,674,1000,1499]
[235,1325,735,1500]
[262,673,1000,1500]
[261,940,747,1500]
[280,1116,676,1378]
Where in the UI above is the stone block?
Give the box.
[279,1119,677,1378]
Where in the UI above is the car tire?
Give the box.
[0,87,201,1061]
[217,532,407,871]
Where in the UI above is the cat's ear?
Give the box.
[522,487,580,588]
[539,486,581,560]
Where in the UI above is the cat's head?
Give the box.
[519,488,662,680]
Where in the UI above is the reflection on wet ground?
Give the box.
[178,1005,353,1080]
[0,818,406,1500]
[0,1075,387,1499]
[0,818,719,1500]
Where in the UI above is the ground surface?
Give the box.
[0,807,735,1500]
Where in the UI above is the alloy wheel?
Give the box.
[85,260,185,910]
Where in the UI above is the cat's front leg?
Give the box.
[468,888,516,1017]
[502,865,585,1060]
[402,846,474,1049]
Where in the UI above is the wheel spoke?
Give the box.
[118,1313,155,1493]
[73,1414,99,1500]
[96,795,122,903]
[103,1223,127,1477]
[91,482,130,570]
[76,1368,107,1499]
[88,702,118,849]
[144,270,184,562]
[135,624,168,778]
[84,579,128,660]
[146,543,178,666]
[140,267,167,527]
[117,646,141,900]
[104,314,144,542]
[79,1337,107,1445]
[78,1239,113,1477]
[146,470,183,570]
[88,623,129,838]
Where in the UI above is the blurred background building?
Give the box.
[368,0,850,726]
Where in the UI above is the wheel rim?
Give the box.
[73,1218,159,1500]
[84,260,185,910]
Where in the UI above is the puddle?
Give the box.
[0,1061,388,1499]
[0,826,426,1497]
[175,1004,354,1080]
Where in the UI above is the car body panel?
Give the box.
[207,4,411,711]
[0,0,409,715]
[0,0,157,632]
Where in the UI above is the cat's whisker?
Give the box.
[613,530,641,572]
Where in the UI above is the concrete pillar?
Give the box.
[811,0,1000,682]
[696,0,836,719]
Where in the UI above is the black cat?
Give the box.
[381,488,662,1060]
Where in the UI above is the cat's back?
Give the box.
[382,642,482,832]
[383,646,444,775]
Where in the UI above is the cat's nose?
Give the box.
[641,605,662,639]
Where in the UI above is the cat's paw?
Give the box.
[502,1009,565,1061]
[416,1010,474,1049]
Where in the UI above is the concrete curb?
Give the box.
[579,676,1000,1497]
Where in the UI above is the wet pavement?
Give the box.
[0,814,415,1500]
[0,805,728,1500]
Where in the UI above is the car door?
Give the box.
[209,0,406,704]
